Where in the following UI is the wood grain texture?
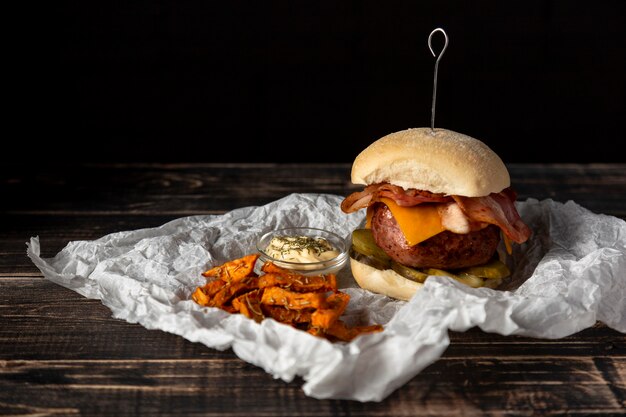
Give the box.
[2,357,624,416]
[2,163,625,217]
[1,163,625,416]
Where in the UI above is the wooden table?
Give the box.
[2,163,625,416]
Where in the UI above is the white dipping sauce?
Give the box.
[265,235,340,263]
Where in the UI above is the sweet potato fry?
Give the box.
[262,305,314,325]
[310,292,350,330]
[200,278,226,296]
[192,254,384,343]
[323,320,384,342]
[191,287,210,306]
[232,289,265,323]
[258,272,337,293]
[260,261,292,275]
[202,254,260,283]
[209,277,259,308]
[261,286,327,310]
[192,278,227,306]
[260,263,337,290]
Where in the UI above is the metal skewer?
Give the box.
[428,28,448,132]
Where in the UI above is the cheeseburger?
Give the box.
[341,127,531,300]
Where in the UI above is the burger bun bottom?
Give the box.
[350,258,423,301]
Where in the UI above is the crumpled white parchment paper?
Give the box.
[27,193,626,402]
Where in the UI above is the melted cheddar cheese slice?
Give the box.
[371,197,447,246]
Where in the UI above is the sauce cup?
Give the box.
[256,227,349,276]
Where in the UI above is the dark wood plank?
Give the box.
[0,215,184,274]
[508,163,626,218]
[2,163,625,217]
[0,163,355,215]
[2,356,624,416]
[0,279,225,360]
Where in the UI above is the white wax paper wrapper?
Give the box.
[27,193,626,402]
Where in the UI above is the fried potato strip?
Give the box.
[202,254,260,283]
[213,277,259,307]
[232,289,264,323]
[258,272,337,293]
[261,286,327,310]
[262,305,314,325]
[321,320,384,343]
[192,256,383,342]
[310,292,350,330]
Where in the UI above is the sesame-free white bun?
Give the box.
[351,128,510,197]
[350,258,423,301]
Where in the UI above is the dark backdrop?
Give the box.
[13,1,626,164]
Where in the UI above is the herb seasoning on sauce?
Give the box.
[264,235,340,263]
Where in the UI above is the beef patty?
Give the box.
[370,203,501,269]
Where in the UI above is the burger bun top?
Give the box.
[351,128,510,197]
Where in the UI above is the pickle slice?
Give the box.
[482,278,503,289]
[424,268,484,288]
[351,229,391,262]
[349,247,391,270]
[424,268,457,278]
[458,259,510,279]
[391,261,428,283]
[454,272,486,288]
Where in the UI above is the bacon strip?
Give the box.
[452,191,531,243]
[341,183,451,213]
[342,182,531,244]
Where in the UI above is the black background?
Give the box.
[13,1,626,164]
